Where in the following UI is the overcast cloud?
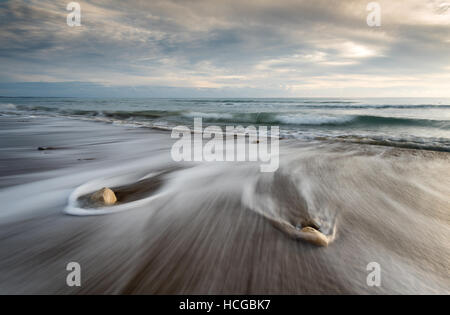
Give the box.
[0,0,449,97]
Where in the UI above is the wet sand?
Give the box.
[0,116,449,294]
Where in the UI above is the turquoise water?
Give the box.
[1,97,449,151]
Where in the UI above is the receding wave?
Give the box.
[327,135,450,152]
[339,115,450,129]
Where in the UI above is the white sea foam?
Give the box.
[65,167,169,216]
[0,103,16,110]
[275,114,354,125]
[182,111,233,120]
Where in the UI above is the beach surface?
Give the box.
[0,115,449,294]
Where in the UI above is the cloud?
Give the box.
[0,0,449,97]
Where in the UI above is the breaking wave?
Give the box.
[6,98,450,153]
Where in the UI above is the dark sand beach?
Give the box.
[0,115,449,294]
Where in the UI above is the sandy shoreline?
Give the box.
[0,115,449,294]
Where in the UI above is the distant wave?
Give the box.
[0,103,16,110]
[295,104,450,109]
[178,111,351,125]
[274,114,449,129]
[302,101,357,104]
[179,112,449,129]
[168,99,450,109]
[276,115,354,125]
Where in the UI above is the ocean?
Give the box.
[1,97,449,151]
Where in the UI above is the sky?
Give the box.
[0,0,449,97]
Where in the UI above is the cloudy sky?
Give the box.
[0,0,450,97]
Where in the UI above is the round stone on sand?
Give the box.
[90,187,117,206]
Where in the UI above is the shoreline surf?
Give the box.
[0,115,448,294]
[1,97,449,153]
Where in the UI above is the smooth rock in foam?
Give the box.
[90,187,117,205]
[301,227,329,247]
